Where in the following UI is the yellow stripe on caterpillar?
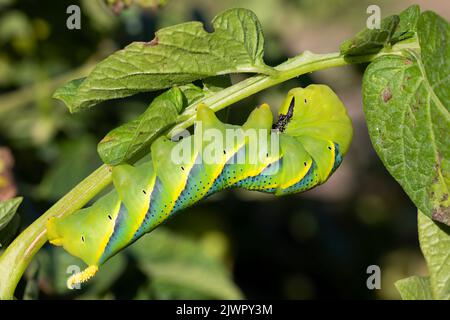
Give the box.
[46,84,353,287]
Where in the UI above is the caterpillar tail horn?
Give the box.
[67,265,98,289]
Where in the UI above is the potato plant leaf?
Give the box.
[395,275,433,300]
[0,197,22,231]
[96,78,228,166]
[0,197,22,249]
[417,211,450,299]
[55,8,271,113]
[97,87,185,165]
[53,78,85,109]
[391,5,420,43]
[396,211,450,300]
[362,10,450,225]
[340,14,399,56]
[340,5,420,57]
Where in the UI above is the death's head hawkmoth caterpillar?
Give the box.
[46,84,353,288]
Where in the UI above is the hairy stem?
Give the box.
[0,41,418,299]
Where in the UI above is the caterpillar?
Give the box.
[46,84,353,288]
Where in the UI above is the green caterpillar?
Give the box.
[47,84,353,288]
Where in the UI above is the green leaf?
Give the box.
[418,211,450,300]
[56,8,271,112]
[0,214,20,249]
[391,5,420,43]
[52,78,85,109]
[363,53,450,224]
[418,12,450,116]
[97,76,232,165]
[179,83,211,104]
[129,228,243,299]
[341,5,421,57]
[0,197,22,231]
[340,14,399,56]
[417,12,450,225]
[178,76,232,119]
[97,87,185,165]
[362,11,450,225]
[395,276,433,300]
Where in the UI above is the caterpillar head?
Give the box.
[274,84,353,155]
[46,191,121,288]
[274,85,353,183]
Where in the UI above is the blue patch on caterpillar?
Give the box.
[133,177,164,239]
[233,158,281,193]
[206,145,247,195]
[171,160,209,214]
[100,204,127,264]
[278,160,320,195]
[332,143,343,173]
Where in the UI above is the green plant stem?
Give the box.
[0,165,112,299]
[169,51,346,136]
[167,43,416,136]
[0,41,418,300]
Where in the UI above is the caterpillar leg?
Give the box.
[67,265,98,289]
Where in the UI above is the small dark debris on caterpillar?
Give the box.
[273,97,295,132]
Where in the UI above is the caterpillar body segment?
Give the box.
[46,84,353,288]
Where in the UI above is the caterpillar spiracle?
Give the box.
[46,84,353,288]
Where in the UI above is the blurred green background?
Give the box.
[0,0,448,299]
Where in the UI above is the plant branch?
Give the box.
[0,41,418,299]
[0,165,112,299]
